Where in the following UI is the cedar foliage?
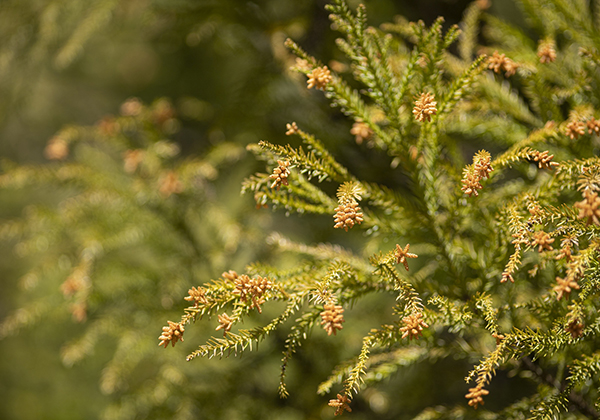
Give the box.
[161,0,600,418]
[1,0,600,418]
[0,99,261,419]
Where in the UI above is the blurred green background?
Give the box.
[0,1,521,419]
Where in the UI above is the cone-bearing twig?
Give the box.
[574,190,600,225]
[465,385,489,409]
[565,120,586,139]
[158,321,185,348]
[554,275,579,300]
[215,313,234,336]
[395,243,418,271]
[321,303,345,336]
[333,200,363,231]
[285,122,299,136]
[537,41,556,63]
[328,394,352,416]
[488,51,518,76]
[350,121,373,144]
[531,150,559,169]
[400,312,428,340]
[184,286,209,307]
[532,231,554,252]
[565,319,584,339]
[412,92,437,122]
[270,160,291,190]
[307,66,332,90]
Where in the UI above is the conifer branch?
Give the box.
[474,293,500,335]
[343,335,375,397]
[458,1,486,62]
[186,292,307,362]
[440,54,488,115]
[279,309,322,398]
[370,251,423,313]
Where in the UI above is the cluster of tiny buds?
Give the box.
[565,319,584,339]
[461,169,483,197]
[588,117,600,135]
[285,122,299,136]
[473,151,493,179]
[554,274,580,300]
[307,66,332,90]
[400,312,429,340]
[556,236,576,262]
[232,274,273,313]
[565,120,586,140]
[328,394,352,416]
[531,230,554,252]
[184,286,209,307]
[222,270,238,281]
[465,384,489,409]
[501,272,514,284]
[461,150,493,197]
[320,301,345,336]
[350,121,373,145]
[492,332,505,346]
[574,189,600,225]
[215,313,234,336]
[537,41,557,63]
[333,199,364,231]
[158,321,185,348]
[394,243,418,271]
[564,116,600,139]
[412,92,437,122]
[270,160,291,190]
[212,270,241,335]
[531,150,559,170]
[488,50,519,77]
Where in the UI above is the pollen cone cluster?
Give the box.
[565,120,586,139]
[350,121,372,145]
[333,199,363,231]
[574,189,600,225]
[320,302,345,336]
[531,150,559,169]
[532,230,554,252]
[461,150,493,197]
[158,321,185,348]
[400,312,428,340]
[159,171,183,198]
[215,313,234,336]
[270,160,290,190]
[465,385,489,409]
[184,286,208,307]
[307,66,332,90]
[537,41,556,63]
[565,319,584,339]
[412,92,437,122]
[285,122,299,136]
[554,275,580,300]
[233,274,273,313]
[395,243,418,271]
[328,394,352,416]
[488,51,519,76]
[587,117,600,135]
